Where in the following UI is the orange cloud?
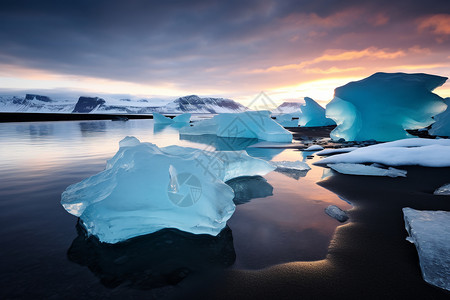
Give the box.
[251,47,405,73]
[418,14,450,35]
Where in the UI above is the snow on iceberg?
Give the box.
[328,163,407,177]
[326,72,448,141]
[314,138,450,167]
[403,207,450,291]
[180,111,292,142]
[434,183,450,195]
[429,98,450,137]
[153,112,191,124]
[316,147,358,156]
[298,97,335,127]
[61,136,275,243]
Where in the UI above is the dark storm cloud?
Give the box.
[0,0,449,90]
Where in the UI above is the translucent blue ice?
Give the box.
[429,98,450,137]
[326,72,447,141]
[180,111,292,142]
[153,112,191,124]
[298,97,335,127]
[61,137,275,243]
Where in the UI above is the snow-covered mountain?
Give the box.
[0,94,248,114]
[271,102,303,115]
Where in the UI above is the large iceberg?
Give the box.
[429,98,450,137]
[180,111,292,142]
[314,138,450,167]
[61,136,275,243]
[326,73,448,141]
[298,97,335,127]
[403,207,450,291]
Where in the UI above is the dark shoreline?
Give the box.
[178,167,450,299]
[0,112,156,122]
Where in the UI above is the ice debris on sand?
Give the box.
[328,163,407,177]
[325,205,349,222]
[153,112,191,124]
[403,207,450,291]
[316,147,358,156]
[180,111,292,142]
[314,138,450,167]
[61,136,275,243]
[298,97,335,127]
[434,183,450,195]
[326,72,447,141]
[429,98,450,137]
[305,145,324,151]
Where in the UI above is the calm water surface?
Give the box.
[0,119,350,298]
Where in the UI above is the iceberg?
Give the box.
[434,183,450,195]
[314,138,450,167]
[153,112,191,124]
[429,98,450,137]
[328,163,407,177]
[298,97,336,127]
[326,72,448,141]
[270,160,311,171]
[61,136,275,243]
[325,205,349,222]
[403,207,450,291]
[180,111,293,142]
[274,113,299,127]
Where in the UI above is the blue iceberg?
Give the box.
[61,136,275,243]
[326,72,447,141]
[298,97,335,127]
[429,98,450,137]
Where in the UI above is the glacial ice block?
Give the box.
[325,205,349,222]
[434,183,450,195]
[298,97,335,127]
[328,163,407,177]
[180,111,292,142]
[429,98,450,137]
[403,207,450,291]
[314,138,450,167]
[326,72,448,141]
[61,137,274,243]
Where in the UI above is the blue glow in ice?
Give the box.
[298,97,335,127]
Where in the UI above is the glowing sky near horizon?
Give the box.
[0,0,449,107]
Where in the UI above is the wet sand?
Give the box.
[176,163,450,299]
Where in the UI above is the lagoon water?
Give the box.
[0,119,350,298]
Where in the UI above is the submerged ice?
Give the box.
[326,72,448,141]
[180,111,292,142]
[403,208,450,291]
[61,136,275,243]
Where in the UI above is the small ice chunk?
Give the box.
[316,147,358,156]
[305,145,324,151]
[328,163,407,177]
[325,205,349,222]
[270,160,311,171]
[154,112,191,124]
[434,183,450,195]
[403,207,450,291]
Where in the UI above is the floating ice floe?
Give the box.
[61,136,275,243]
[403,207,450,291]
[179,111,292,142]
[270,160,310,180]
[434,183,450,195]
[325,205,349,222]
[316,147,358,156]
[314,138,450,167]
[298,97,335,127]
[305,145,324,151]
[429,98,450,137]
[328,163,407,177]
[326,72,448,141]
[153,112,191,124]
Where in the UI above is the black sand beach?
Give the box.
[172,165,450,300]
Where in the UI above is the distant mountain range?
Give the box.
[0,94,248,114]
[271,102,303,115]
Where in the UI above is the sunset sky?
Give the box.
[0,0,449,106]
